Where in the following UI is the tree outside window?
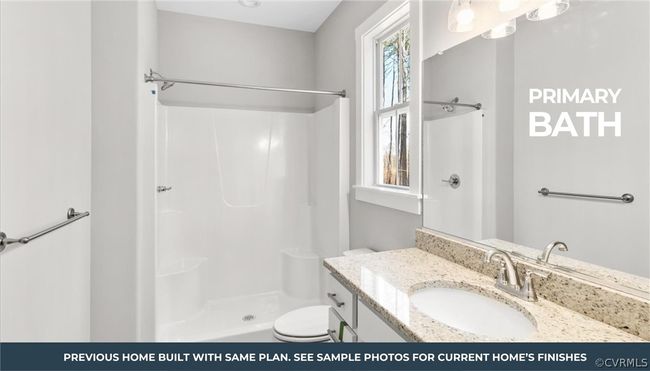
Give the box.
[378,24,410,187]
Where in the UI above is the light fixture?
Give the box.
[238,0,261,8]
[498,0,520,12]
[481,19,517,39]
[448,0,475,32]
[526,0,569,21]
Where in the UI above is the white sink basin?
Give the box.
[410,286,536,340]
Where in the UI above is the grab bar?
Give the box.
[538,187,634,203]
[0,208,90,253]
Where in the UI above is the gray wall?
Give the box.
[157,11,316,113]
[91,0,158,341]
[1,0,91,341]
[315,0,422,251]
[91,0,138,341]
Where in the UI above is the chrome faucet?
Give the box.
[537,241,568,263]
[485,249,548,302]
[485,249,519,288]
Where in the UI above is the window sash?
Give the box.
[376,106,409,188]
[376,21,410,112]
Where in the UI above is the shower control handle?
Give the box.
[441,174,461,189]
[157,185,172,193]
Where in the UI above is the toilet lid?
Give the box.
[273,305,329,338]
[273,331,331,343]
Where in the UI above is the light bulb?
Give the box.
[527,0,569,21]
[448,0,475,32]
[481,19,517,39]
[499,0,520,12]
[456,6,475,26]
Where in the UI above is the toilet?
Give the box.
[272,305,331,342]
[272,248,375,343]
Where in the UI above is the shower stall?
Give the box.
[150,72,349,341]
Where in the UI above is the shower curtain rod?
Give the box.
[423,98,482,110]
[144,69,346,97]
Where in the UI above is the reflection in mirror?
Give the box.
[422,1,649,295]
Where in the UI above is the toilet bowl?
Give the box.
[273,248,376,343]
[272,305,331,342]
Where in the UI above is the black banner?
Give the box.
[0,342,648,371]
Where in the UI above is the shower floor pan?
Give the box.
[157,291,321,342]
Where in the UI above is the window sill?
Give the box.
[353,185,422,215]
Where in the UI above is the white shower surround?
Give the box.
[154,99,349,341]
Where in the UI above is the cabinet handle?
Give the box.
[327,293,345,307]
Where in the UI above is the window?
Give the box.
[377,24,410,187]
[355,1,421,214]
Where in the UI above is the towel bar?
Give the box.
[0,208,90,253]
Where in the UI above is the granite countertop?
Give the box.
[324,248,644,342]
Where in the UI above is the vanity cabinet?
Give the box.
[325,273,356,327]
[356,301,406,342]
[326,272,406,342]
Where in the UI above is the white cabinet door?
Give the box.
[357,301,406,342]
[325,273,357,327]
[0,1,91,341]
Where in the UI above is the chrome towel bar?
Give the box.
[0,208,90,253]
[538,188,634,203]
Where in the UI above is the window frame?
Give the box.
[375,21,411,189]
[354,0,422,215]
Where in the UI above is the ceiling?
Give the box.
[155,0,343,32]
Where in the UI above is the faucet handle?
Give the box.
[521,268,550,302]
[525,268,550,279]
[496,260,508,285]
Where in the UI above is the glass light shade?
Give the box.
[526,0,570,21]
[238,0,261,8]
[481,19,517,39]
[499,0,520,12]
[448,0,475,32]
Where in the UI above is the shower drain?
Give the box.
[242,314,256,322]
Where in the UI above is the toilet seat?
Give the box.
[273,305,330,342]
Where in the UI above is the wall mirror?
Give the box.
[421,0,649,297]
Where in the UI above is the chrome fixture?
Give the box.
[441,174,461,189]
[448,0,475,32]
[485,249,520,288]
[481,19,517,39]
[144,69,346,97]
[538,187,634,203]
[423,97,482,111]
[157,185,173,193]
[442,97,459,112]
[0,208,90,254]
[538,241,568,263]
[485,249,548,302]
[527,0,570,21]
